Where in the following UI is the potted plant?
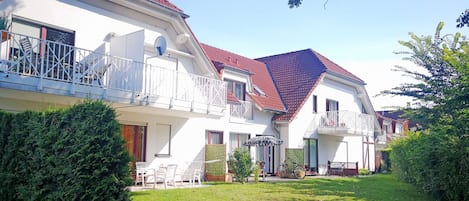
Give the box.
[1,11,11,41]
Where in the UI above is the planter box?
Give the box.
[206,174,225,181]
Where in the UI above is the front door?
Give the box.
[256,144,275,174]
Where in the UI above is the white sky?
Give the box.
[171,0,469,110]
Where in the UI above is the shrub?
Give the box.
[359,168,371,175]
[390,129,469,201]
[253,162,261,183]
[228,148,253,184]
[0,101,132,201]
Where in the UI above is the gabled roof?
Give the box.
[256,49,364,121]
[200,44,286,113]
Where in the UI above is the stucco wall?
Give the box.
[282,76,376,172]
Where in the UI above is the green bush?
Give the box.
[359,168,371,175]
[228,148,253,184]
[0,101,132,201]
[253,162,261,183]
[390,129,469,201]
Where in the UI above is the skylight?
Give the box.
[253,85,266,96]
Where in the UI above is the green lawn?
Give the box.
[131,174,432,201]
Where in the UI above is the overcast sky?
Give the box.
[171,0,469,110]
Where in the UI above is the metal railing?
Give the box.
[317,111,375,133]
[0,31,226,107]
[229,100,253,120]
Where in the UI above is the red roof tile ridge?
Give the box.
[311,50,364,83]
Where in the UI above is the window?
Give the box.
[383,121,392,134]
[304,139,318,173]
[206,130,223,144]
[226,79,246,101]
[326,99,339,126]
[121,125,147,162]
[154,124,172,157]
[326,99,339,111]
[12,17,75,65]
[229,133,250,153]
[312,95,317,113]
[395,123,403,134]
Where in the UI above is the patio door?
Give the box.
[304,139,318,173]
[121,124,147,162]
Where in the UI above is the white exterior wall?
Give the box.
[115,104,277,172]
[282,76,375,173]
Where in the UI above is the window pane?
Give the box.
[313,95,317,113]
[304,139,317,172]
[229,133,249,153]
[207,131,223,144]
[155,124,171,156]
[226,80,233,94]
[235,82,245,100]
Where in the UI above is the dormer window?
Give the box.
[226,79,245,101]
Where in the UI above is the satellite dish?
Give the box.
[154,36,167,56]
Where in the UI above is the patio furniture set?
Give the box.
[135,162,203,189]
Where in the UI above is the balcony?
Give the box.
[0,31,226,115]
[316,111,375,136]
[229,100,253,120]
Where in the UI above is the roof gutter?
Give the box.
[145,0,190,18]
[325,70,366,85]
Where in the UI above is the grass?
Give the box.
[131,174,432,201]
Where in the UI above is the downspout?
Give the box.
[271,116,282,175]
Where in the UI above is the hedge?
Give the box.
[0,101,132,200]
[390,129,469,201]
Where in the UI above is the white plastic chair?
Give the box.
[135,162,156,188]
[190,166,203,186]
[155,164,178,189]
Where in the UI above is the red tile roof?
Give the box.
[200,44,286,113]
[151,0,185,14]
[257,49,364,121]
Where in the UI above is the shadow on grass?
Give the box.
[267,174,431,201]
[130,174,433,201]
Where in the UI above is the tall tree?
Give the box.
[381,22,468,129]
[288,0,303,8]
[457,9,469,28]
[386,22,469,201]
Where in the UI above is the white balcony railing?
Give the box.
[0,31,226,109]
[316,111,375,136]
[230,100,253,120]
